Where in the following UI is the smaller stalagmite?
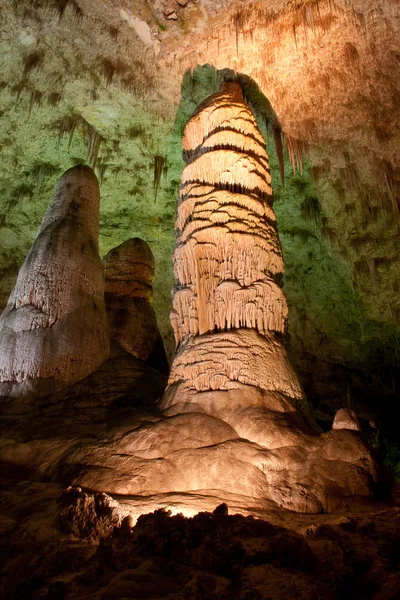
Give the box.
[103,238,168,372]
[332,408,362,431]
[0,165,109,400]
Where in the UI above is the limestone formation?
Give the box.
[164,80,301,404]
[1,82,380,516]
[171,82,284,344]
[0,165,109,400]
[332,408,362,432]
[155,80,379,511]
[55,81,379,515]
[103,238,168,373]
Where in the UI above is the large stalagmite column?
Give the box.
[68,83,378,515]
[0,165,110,400]
[162,80,304,407]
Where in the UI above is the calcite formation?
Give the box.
[155,81,379,511]
[63,82,379,514]
[165,80,302,402]
[0,165,109,400]
[171,82,285,343]
[103,238,168,372]
[0,83,379,516]
[332,408,362,432]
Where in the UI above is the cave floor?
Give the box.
[0,469,399,600]
[0,353,399,599]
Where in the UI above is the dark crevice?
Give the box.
[183,142,270,172]
[182,179,273,203]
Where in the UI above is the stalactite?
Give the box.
[368,258,378,290]
[23,51,44,78]
[301,195,321,224]
[273,126,285,186]
[86,124,103,169]
[101,58,116,87]
[57,115,77,148]
[47,92,62,106]
[56,115,104,169]
[284,134,305,175]
[43,0,69,20]
[28,90,43,115]
[71,0,83,21]
[96,162,107,185]
[153,155,165,202]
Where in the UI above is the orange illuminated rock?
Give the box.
[156,80,380,512]
[170,83,284,343]
[0,165,109,400]
[166,80,293,389]
[332,408,362,431]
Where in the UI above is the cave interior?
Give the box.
[0,1,400,599]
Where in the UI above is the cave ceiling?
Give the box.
[0,0,399,413]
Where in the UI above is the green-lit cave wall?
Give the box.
[0,48,399,462]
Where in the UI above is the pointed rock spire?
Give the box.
[0,165,109,400]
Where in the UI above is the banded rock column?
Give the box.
[163,81,304,405]
[155,81,379,512]
[0,165,109,400]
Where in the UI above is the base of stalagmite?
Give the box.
[0,350,383,515]
[68,389,379,514]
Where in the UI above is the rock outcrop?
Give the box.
[332,408,362,431]
[103,238,168,373]
[0,165,109,400]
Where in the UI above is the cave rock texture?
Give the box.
[68,82,380,514]
[103,237,168,372]
[0,165,109,400]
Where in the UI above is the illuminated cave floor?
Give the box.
[0,475,399,600]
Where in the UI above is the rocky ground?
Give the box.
[0,475,399,600]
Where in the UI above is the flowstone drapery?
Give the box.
[165,81,301,399]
